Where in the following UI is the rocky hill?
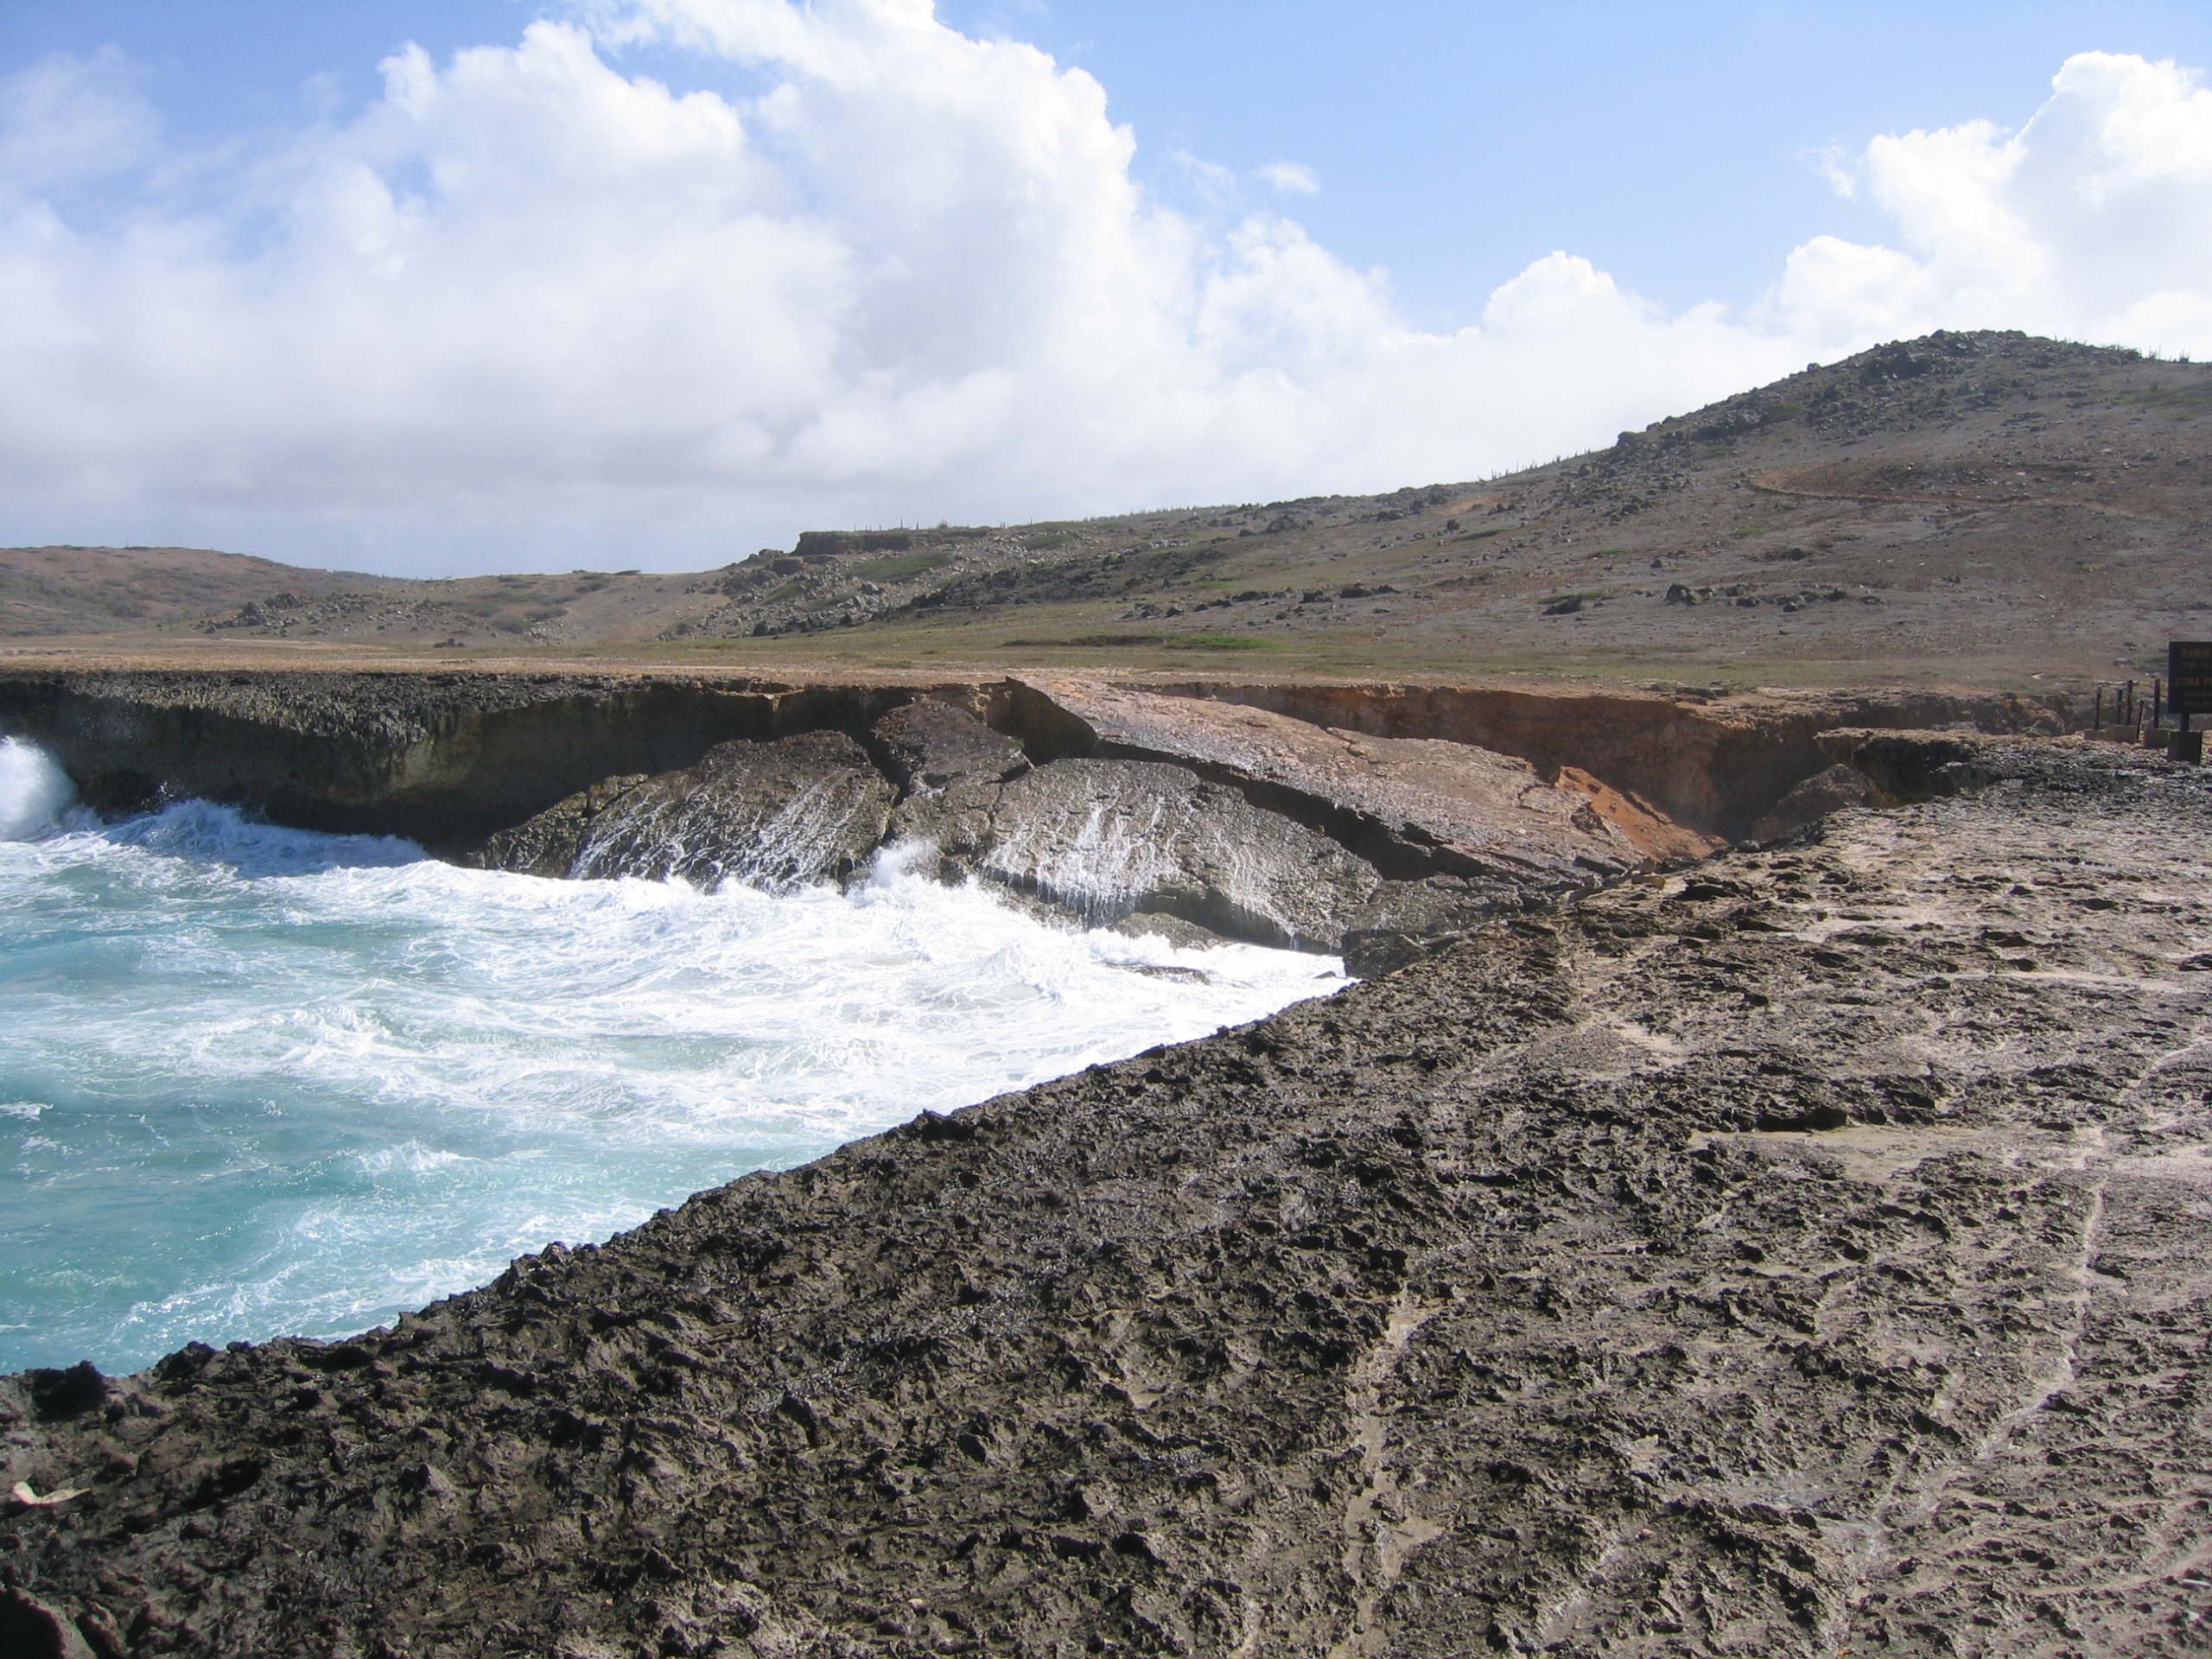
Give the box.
[6,332,2207,688]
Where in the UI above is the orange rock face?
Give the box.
[1024,679,1722,880]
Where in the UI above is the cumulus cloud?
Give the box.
[1776,50,2212,351]
[0,7,2206,573]
[1256,161,1319,196]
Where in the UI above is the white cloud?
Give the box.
[0,11,2207,574]
[1256,161,1319,196]
[1773,50,2212,352]
[0,46,156,190]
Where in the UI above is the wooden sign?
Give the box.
[2173,641,2212,717]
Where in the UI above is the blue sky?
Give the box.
[10,2,2207,321]
[2,2,2209,570]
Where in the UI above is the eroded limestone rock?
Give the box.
[1020,677,1721,878]
[871,697,1030,794]
[470,730,893,891]
[467,773,648,878]
[1748,760,1872,841]
[900,756,1381,950]
[19,738,2212,1658]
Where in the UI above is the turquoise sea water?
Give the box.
[0,738,1341,1374]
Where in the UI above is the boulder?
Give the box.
[900,758,1381,951]
[469,773,647,878]
[1019,679,1719,880]
[1747,762,1872,841]
[871,699,1030,794]
[472,731,894,891]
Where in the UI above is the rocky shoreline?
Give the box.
[0,669,2069,974]
[5,726,2209,1656]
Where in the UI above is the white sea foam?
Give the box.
[0,747,1344,1372]
[0,737,84,841]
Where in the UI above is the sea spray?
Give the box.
[0,735,85,840]
[0,752,1343,1372]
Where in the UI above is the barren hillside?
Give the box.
[5,331,2206,690]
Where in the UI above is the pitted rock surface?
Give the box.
[9,735,2212,1657]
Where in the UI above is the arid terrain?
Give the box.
[4,331,2208,691]
[3,329,2210,1658]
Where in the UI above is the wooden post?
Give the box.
[2095,686,2104,728]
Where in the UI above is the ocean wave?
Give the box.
[0,741,1342,1372]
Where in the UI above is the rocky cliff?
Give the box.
[0,668,2069,973]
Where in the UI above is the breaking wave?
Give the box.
[0,745,1342,1373]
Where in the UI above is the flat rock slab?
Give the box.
[1025,677,1719,879]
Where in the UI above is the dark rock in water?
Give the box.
[467,772,648,877]
[1748,760,1872,841]
[1107,909,1243,950]
[871,698,1030,794]
[473,730,893,890]
[899,757,1381,950]
[25,1361,105,1421]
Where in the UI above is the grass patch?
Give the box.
[1001,632,1166,648]
[1166,633,1277,651]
